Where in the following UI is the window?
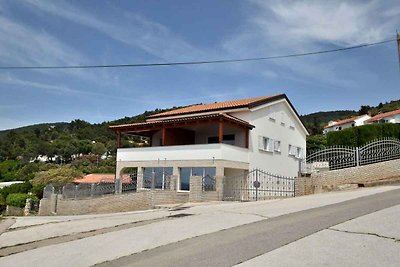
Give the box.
[288,145,295,156]
[288,145,303,159]
[258,136,274,152]
[296,147,302,158]
[179,167,216,191]
[274,140,281,152]
[143,167,173,189]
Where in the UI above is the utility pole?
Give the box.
[397,31,400,70]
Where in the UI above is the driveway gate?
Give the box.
[223,169,295,201]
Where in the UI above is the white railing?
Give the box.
[303,137,400,173]
[117,143,249,163]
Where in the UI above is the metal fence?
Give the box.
[303,137,400,173]
[202,174,216,191]
[223,169,295,201]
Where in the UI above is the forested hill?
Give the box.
[0,99,399,161]
[301,99,400,135]
[0,107,182,162]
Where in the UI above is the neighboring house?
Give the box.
[323,114,371,134]
[74,173,132,184]
[365,109,400,124]
[110,94,308,193]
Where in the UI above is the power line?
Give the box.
[0,38,396,70]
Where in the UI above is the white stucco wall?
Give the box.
[323,115,370,134]
[383,114,400,123]
[231,99,307,177]
[119,98,307,178]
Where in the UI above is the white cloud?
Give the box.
[0,16,84,67]
[222,0,400,86]
[0,73,145,103]
[23,0,206,61]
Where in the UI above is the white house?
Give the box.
[323,114,371,134]
[110,94,308,193]
[365,109,400,124]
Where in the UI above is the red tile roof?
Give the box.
[74,174,132,184]
[324,115,368,129]
[147,94,284,119]
[110,113,255,131]
[365,109,400,123]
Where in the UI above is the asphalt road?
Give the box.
[97,188,400,267]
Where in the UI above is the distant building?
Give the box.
[74,174,132,184]
[323,114,371,134]
[365,109,400,124]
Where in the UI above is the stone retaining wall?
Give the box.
[296,158,400,196]
[39,174,224,215]
[39,190,189,216]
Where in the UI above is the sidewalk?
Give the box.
[237,204,400,266]
[0,186,399,267]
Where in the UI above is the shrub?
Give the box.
[6,193,29,208]
[31,165,83,187]
[0,181,32,199]
[0,194,6,212]
[327,123,400,146]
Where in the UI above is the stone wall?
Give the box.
[188,175,223,202]
[296,158,400,196]
[39,190,189,216]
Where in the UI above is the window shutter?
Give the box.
[258,136,264,150]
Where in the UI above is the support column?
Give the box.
[245,128,249,148]
[162,127,166,146]
[215,175,225,201]
[136,167,144,191]
[219,120,224,143]
[117,130,122,148]
[189,176,203,202]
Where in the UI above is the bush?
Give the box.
[306,135,327,153]
[327,123,400,146]
[0,194,6,212]
[0,181,32,199]
[6,193,29,208]
[31,165,83,187]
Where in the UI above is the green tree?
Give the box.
[31,165,83,187]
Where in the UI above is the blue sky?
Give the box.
[0,0,399,130]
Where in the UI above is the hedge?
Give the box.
[326,123,400,147]
[6,193,38,208]
[0,181,32,199]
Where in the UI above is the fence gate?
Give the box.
[223,169,295,201]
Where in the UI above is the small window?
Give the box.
[295,147,302,158]
[288,145,295,156]
[258,136,273,152]
[288,145,303,158]
[263,137,274,152]
[274,140,281,152]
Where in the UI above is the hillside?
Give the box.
[301,99,400,135]
[0,98,399,162]
[0,106,183,163]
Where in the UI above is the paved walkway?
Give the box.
[0,186,398,267]
[238,204,400,266]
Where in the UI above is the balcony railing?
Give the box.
[117,143,249,163]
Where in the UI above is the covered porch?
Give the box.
[110,113,254,149]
